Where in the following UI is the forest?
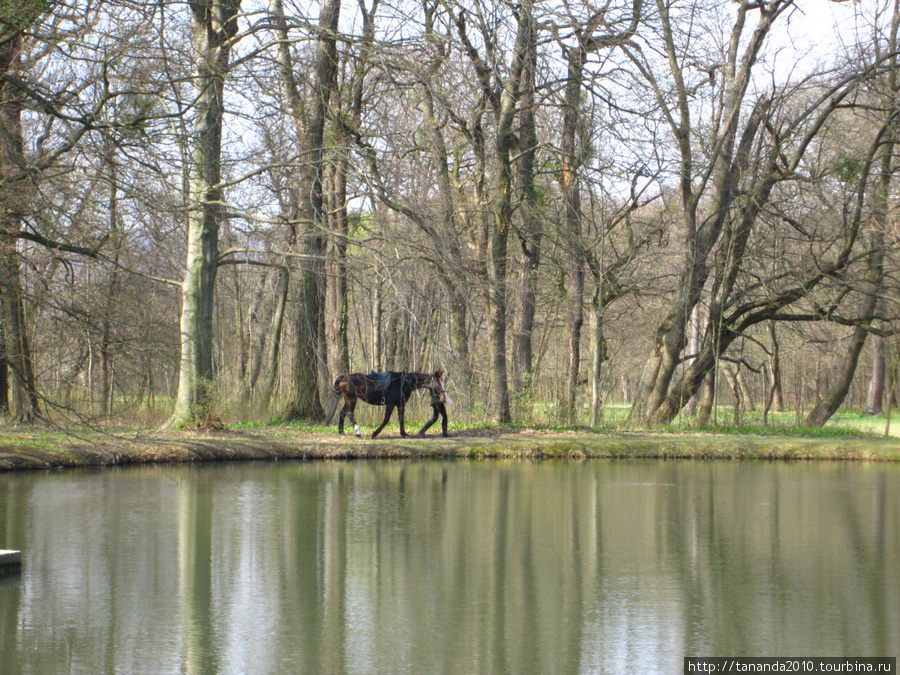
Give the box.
[1,0,898,432]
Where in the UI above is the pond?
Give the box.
[1,459,898,674]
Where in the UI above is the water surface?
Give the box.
[1,459,897,673]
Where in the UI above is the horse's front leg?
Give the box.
[371,404,394,439]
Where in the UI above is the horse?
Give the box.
[324,369,449,439]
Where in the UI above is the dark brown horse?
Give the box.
[324,369,449,438]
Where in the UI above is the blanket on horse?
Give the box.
[366,370,394,405]
[368,371,393,395]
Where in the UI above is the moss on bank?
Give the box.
[1,425,899,471]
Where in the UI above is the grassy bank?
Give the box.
[1,420,899,472]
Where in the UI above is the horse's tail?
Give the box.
[323,377,343,425]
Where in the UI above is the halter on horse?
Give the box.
[324,369,449,439]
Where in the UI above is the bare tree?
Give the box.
[0,19,40,422]
[454,0,536,422]
[624,0,794,424]
[510,6,541,397]
[0,0,139,423]
[273,0,341,422]
[167,0,242,428]
[806,0,899,426]
[623,0,879,425]
[555,0,642,424]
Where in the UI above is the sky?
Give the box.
[777,0,886,76]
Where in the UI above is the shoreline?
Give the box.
[2,426,900,471]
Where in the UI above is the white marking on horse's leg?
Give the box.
[354,424,361,437]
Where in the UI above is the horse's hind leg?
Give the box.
[348,401,361,437]
[371,404,394,439]
[397,401,408,437]
[338,401,348,434]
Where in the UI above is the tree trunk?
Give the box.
[0,352,7,417]
[805,329,871,427]
[99,143,122,419]
[0,30,40,423]
[885,342,900,436]
[684,305,701,416]
[737,367,755,411]
[372,286,383,370]
[561,50,585,425]
[167,0,241,429]
[590,286,607,427]
[274,0,341,421]
[326,158,350,376]
[768,321,784,412]
[696,373,714,427]
[0,243,38,422]
[763,363,775,426]
[324,25,365,382]
[511,10,540,397]
[487,0,534,424]
[866,335,885,415]
[722,363,742,424]
[488,194,511,424]
[563,274,584,424]
[260,266,289,407]
[245,269,275,397]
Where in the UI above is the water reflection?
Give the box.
[1,460,897,674]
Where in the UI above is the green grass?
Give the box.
[0,435,53,448]
[682,423,869,438]
[227,409,889,442]
[546,403,896,439]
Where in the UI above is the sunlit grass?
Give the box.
[484,402,892,439]
[0,436,52,448]
[24,390,897,441]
